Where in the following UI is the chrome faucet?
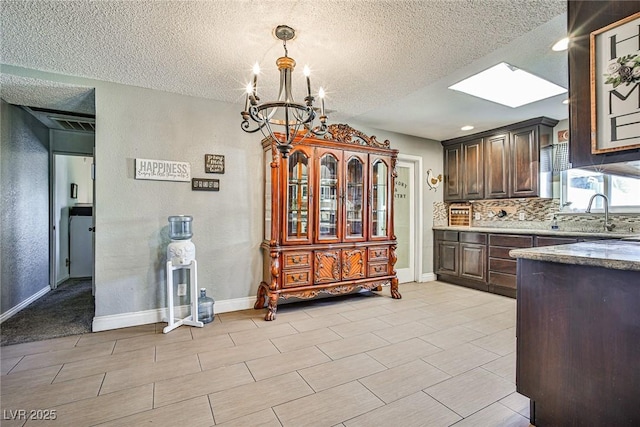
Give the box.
[586,193,615,231]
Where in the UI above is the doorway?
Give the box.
[394,155,423,283]
[52,154,94,287]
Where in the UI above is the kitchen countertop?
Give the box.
[432,225,639,239]
[509,239,640,271]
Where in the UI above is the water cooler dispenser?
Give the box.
[163,215,204,333]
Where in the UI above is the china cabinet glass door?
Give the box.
[285,150,311,243]
[317,151,341,242]
[371,159,389,238]
[264,149,272,241]
[344,153,366,241]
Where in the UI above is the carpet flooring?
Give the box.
[1,278,94,346]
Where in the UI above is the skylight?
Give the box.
[448,62,567,108]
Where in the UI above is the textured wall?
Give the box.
[1,101,50,314]
[91,82,263,317]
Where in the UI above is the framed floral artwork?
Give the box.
[590,11,640,154]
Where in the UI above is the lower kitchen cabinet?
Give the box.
[488,234,533,298]
[434,229,621,298]
[435,230,487,292]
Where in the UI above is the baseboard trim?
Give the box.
[92,295,258,332]
[420,273,437,283]
[0,286,51,324]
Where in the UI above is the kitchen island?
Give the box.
[510,240,640,426]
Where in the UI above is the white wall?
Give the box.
[92,79,263,321]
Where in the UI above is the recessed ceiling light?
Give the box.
[461,125,474,131]
[448,62,567,108]
[552,37,569,51]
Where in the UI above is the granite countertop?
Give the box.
[509,240,640,271]
[432,225,639,239]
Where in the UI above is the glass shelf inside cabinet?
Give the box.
[346,157,364,238]
[371,161,388,237]
[287,152,309,239]
[319,155,339,239]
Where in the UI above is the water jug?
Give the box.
[198,288,214,324]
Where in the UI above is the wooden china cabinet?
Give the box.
[255,124,401,320]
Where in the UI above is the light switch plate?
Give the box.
[519,212,525,221]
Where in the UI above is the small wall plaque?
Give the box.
[192,178,219,191]
[204,154,225,174]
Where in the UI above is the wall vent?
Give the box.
[20,106,95,133]
[49,117,95,132]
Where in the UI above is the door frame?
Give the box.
[49,149,95,290]
[395,154,423,283]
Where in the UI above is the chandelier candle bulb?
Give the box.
[304,65,312,97]
[252,62,260,96]
[319,87,325,116]
[244,83,252,112]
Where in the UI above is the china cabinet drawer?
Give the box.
[368,246,389,262]
[368,262,389,277]
[283,251,311,269]
[283,269,312,288]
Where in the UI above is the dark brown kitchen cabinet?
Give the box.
[444,145,462,201]
[509,125,539,198]
[443,138,483,201]
[443,117,557,201]
[460,242,486,282]
[534,236,579,247]
[257,124,401,321]
[434,230,487,291]
[485,123,553,199]
[517,258,640,426]
[435,229,624,298]
[488,234,533,298]
[484,132,509,198]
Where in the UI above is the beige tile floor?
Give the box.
[0,281,533,427]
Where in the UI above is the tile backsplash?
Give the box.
[434,199,640,233]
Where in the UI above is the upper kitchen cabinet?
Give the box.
[442,117,557,201]
[443,137,484,201]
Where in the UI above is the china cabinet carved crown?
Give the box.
[255,124,401,320]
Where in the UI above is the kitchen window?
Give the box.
[561,168,640,213]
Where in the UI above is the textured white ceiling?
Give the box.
[0,0,568,141]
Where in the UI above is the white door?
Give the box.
[394,160,415,283]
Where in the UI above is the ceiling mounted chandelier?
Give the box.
[241,25,328,158]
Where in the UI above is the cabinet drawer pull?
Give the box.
[292,256,301,264]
